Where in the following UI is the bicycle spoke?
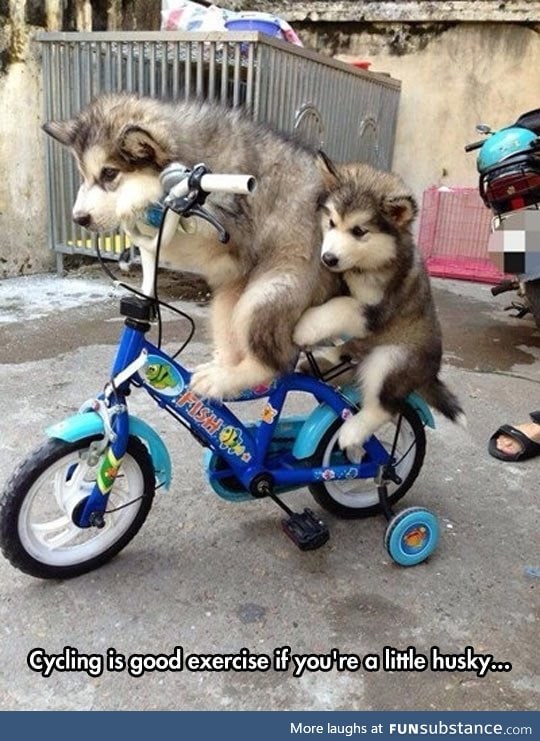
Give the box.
[32,515,71,534]
[44,525,83,549]
[32,516,82,549]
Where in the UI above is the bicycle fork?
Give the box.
[74,302,151,529]
[72,405,130,529]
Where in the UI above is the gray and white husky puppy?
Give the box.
[294,157,465,453]
[43,93,338,399]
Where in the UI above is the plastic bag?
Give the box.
[161,1,228,32]
[161,1,303,46]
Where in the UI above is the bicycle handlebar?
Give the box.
[135,162,256,296]
[172,172,256,197]
[161,162,256,206]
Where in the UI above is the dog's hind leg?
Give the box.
[338,345,408,452]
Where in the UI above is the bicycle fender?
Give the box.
[405,391,436,430]
[292,389,435,461]
[46,413,172,490]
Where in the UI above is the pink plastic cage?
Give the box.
[417,186,504,283]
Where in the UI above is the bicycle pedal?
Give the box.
[281,508,330,551]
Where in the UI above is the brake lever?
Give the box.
[185,205,230,244]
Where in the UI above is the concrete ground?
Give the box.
[0,271,538,711]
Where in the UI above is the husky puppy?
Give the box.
[293,158,465,453]
[43,93,338,399]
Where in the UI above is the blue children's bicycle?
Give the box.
[0,165,440,579]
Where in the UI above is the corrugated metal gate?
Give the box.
[38,31,401,261]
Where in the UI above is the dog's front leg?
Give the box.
[294,297,369,347]
[125,227,159,297]
[207,283,245,367]
[191,354,275,401]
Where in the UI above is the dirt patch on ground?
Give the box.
[64,258,211,304]
[153,269,211,303]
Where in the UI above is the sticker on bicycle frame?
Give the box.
[319,468,336,481]
[175,390,253,462]
[219,426,248,459]
[315,466,361,481]
[143,356,184,397]
[175,390,224,435]
[233,380,279,401]
[261,403,278,424]
[97,448,124,494]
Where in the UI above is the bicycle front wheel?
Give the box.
[0,435,155,579]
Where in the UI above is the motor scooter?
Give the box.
[465,109,540,324]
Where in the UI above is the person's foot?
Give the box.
[495,421,540,456]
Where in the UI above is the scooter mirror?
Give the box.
[476,124,492,135]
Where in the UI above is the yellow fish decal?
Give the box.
[219,426,246,457]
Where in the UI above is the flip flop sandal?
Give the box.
[488,411,540,461]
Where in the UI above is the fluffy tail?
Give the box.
[420,378,466,426]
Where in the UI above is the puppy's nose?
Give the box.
[73,212,91,228]
[322,252,339,268]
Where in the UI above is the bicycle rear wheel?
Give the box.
[308,401,425,518]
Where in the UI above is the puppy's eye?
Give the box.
[100,167,119,184]
[328,218,336,229]
[351,225,367,239]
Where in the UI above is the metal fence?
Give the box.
[39,31,401,261]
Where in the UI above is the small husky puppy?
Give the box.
[43,94,338,399]
[294,158,465,453]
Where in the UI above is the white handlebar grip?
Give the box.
[199,173,257,195]
[164,167,257,202]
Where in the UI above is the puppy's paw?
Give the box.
[338,415,366,452]
[293,308,325,347]
[190,364,230,400]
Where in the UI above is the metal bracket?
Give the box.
[77,398,126,466]
[105,349,148,397]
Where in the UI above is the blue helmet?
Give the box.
[477,126,537,172]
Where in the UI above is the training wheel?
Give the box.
[384,506,439,566]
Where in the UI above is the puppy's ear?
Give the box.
[316,150,341,190]
[117,125,169,167]
[42,120,78,147]
[381,194,418,229]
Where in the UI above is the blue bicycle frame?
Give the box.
[73,306,404,527]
